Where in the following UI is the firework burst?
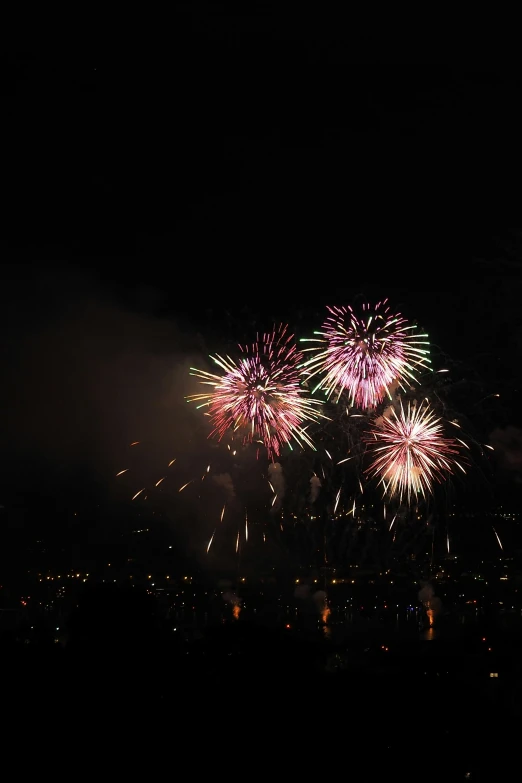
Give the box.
[187,325,327,458]
[300,300,430,409]
[365,400,464,503]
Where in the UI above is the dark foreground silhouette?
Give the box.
[3,584,520,781]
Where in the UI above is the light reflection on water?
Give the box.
[169,602,487,642]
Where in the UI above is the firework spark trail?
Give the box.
[334,487,341,513]
[116,469,129,476]
[492,526,503,551]
[155,477,166,487]
[389,513,397,531]
[271,494,278,507]
[187,324,327,457]
[236,530,240,553]
[206,529,216,553]
[132,488,145,501]
[365,401,463,503]
[245,512,248,542]
[300,300,430,408]
[447,533,450,554]
[221,505,226,523]
[168,459,176,466]
[178,481,193,493]
[130,441,140,446]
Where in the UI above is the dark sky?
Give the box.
[2,17,522,503]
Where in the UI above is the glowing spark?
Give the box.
[352,499,356,517]
[365,401,462,503]
[492,527,503,551]
[447,534,450,554]
[358,478,364,494]
[271,493,278,507]
[236,530,240,553]
[389,513,397,531]
[263,532,266,543]
[207,464,211,472]
[116,469,129,477]
[383,504,387,519]
[245,512,248,542]
[206,530,216,553]
[334,487,341,513]
[132,488,145,501]
[337,457,354,465]
[130,441,140,446]
[178,481,193,493]
[300,300,430,408]
[187,324,327,457]
[155,477,166,487]
[221,505,226,523]
[233,604,241,620]
[484,444,494,451]
[268,481,274,492]
[168,459,176,467]
[325,449,332,460]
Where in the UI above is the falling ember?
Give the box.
[358,478,364,494]
[389,513,397,531]
[245,512,248,542]
[271,493,278,507]
[383,505,387,519]
[334,487,341,513]
[178,481,193,493]
[492,527,503,551]
[155,477,166,487]
[263,532,266,543]
[130,441,140,446]
[337,456,354,465]
[236,530,240,553]
[426,607,435,627]
[116,469,129,477]
[221,505,226,523]
[233,604,241,620]
[206,530,216,553]
[484,444,494,451]
[325,449,332,460]
[168,459,176,467]
[321,605,331,625]
[207,465,210,472]
[447,534,450,554]
[268,481,274,493]
[132,488,145,501]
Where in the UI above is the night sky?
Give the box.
[2,23,522,508]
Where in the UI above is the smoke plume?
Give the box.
[212,473,236,498]
[418,582,442,625]
[490,426,522,475]
[309,474,321,503]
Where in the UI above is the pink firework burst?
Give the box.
[364,401,464,503]
[187,325,326,458]
[300,300,430,409]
